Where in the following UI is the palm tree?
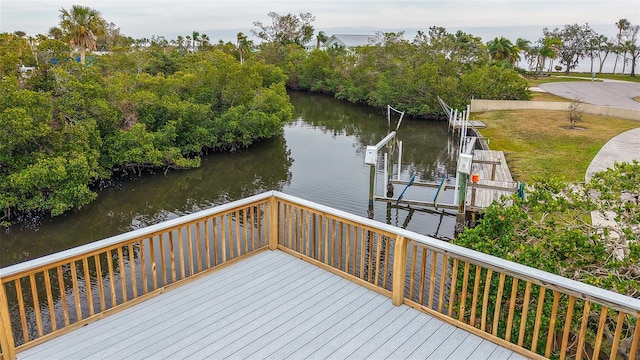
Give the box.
[486,37,519,65]
[59,5,106,65]
[621,40,632,74]
[515,38,531,68]
[201,33,210,49]
[537,36,561,75]
[237,32,249,65]
[191,31,200,50]
[613,18,630,74]
[316,31,328,49]
[48,27,64,40]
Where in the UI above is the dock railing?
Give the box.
[1,191,639,360]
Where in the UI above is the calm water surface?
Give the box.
[1,91,458,267]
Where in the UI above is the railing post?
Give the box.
[268,196,279,250]
[0,281,17,360]
[391,235,407,306]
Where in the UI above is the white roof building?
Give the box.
[323,34,377,50]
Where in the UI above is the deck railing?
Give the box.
[1,191,639,360]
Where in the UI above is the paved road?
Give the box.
[585,127,640,181]
[539,81,640,111]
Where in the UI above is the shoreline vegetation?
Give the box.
[2,9,639,224]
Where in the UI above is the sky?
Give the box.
[1,0,638,44]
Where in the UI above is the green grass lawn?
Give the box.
[474,109,640,183]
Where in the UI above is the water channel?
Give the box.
[1,91,459,268]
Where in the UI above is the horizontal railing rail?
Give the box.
[0,192,274,359]
[1,191,638,360]
[271,192,640,360]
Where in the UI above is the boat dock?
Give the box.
[465,150,519,212]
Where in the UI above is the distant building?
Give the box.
[323,34,377,50]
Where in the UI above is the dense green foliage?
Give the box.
[0,35,291,224]
[454,162,640,297]
[452,163,639,358]
[256,29,531,117]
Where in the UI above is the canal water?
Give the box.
[1,91,459,268]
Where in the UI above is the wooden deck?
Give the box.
[18,250,526,360]
[465,150,518,211]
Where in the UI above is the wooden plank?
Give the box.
[441,330,484,359]
[20,251,298,359]
[19,250,526,360]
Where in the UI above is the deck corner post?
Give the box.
[268,196,279,250]
[391,235,408,306]
[0,281,17,360]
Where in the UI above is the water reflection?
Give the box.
[2,91,458,268]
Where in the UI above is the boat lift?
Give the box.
[365,101,477,228]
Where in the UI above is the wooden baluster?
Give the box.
[458,262,471,322]
[186,226,194,276]
[373,232,382,286]
[345,224,351,275]
[492,273,506,337]
[517,282,532,347]
[417,249,427,305]
[234,211,240,258]
[609,312,625,360]
[448,259,459,317]
[82,258,94,315]
[70,261,83,320]
[469,265,482,327]
[117,247,126,303]
[339,222,345,271]
[94,254,106,311]
[15,279,29,342]
[43,269,57,331]
[227,213,232,260]
[383,236,391,289]
[29,274,43,337]
[559,295,576,360]
[629,318,640,360]
[438,254,448,313]
[148,239,158,291]
[244,208,249,255]
[196,222,202,272]
[324,216,330,265]
[545,291,560,358]
[57,266,70,325]
[212,217,219,266]
[140,240,148,295]
[505,278,519,342]
[359,228,365,279]
[530,287,546,352]
[128,244,137,299]
[178,228,186,279]
[0,281,16,360]
[591,306,608,359]
[331,219,337,268]
[204,218,211,269]
[159,233,167,286]
[391,235,407,306]
[408,245,417,300]
[106,250,117,307]
[221,214,227,262]
[576,301,591,360]
[428,250,437,309]
[480,269,493,332]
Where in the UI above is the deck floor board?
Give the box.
[18,250,527,360]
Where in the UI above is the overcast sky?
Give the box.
[2,0,638,43]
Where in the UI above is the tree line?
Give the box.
[0,6,292,225]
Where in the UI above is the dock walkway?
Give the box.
[18,250,525,360]
[465,150,518,212]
